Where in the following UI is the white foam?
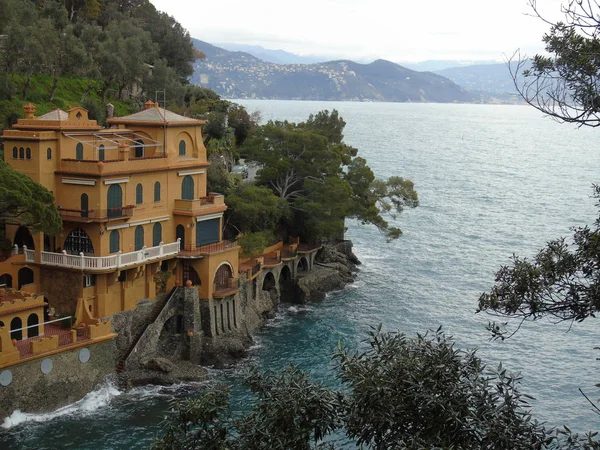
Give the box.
[2,380,120,429]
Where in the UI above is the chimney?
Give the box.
[24,103,36,119]
[106,103,114,120]
[144,100,154,110]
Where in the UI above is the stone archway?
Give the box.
[297,256,309,274]
[279,265,294,302]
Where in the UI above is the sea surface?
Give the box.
[2,101,600,449]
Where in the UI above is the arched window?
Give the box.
[19,147,24,159]
[153,222,162,247]
[154,182,161,202]
[12,147,17,158]
[47,148,52,160]
[99,144,105,161]
[136,183,143,204]
[179,140,186,156]
[27,314,39,338]
[107,184,123,218]
[18,267,34,289]
[64,228,94,255]
[76,143,83,160]
[80,193,89,218]
[110,230,120,253]
[14,226,34,249]
[181,175,194,200]
[134,226,144,251]
[25,148,31,159]
[134,139,144,158]
[10,317,22,341]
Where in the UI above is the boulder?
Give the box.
[144,357,175,373]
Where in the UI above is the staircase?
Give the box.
[115,287,179,373]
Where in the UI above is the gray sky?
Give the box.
[150,0,564,62]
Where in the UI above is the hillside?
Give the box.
[191,40,474,103]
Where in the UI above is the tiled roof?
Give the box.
[37,109,68,121]
[111,107,203,125]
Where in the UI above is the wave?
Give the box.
[1,380,121,429]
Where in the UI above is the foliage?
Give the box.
[237,231,276,257]
[510,0,600,126]
[225,185,291,236]
[0,161,61,235]
[157,328,560,449]
[153,271,171,295]
[243,110,418,242]
[479,185,600,339]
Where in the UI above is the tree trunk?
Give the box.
[49,77,58,102]
[22,75,31,100]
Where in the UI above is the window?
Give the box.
[110,230,120,253]
[47,148,52,160]
[80,193,89,218]
[12,147,17,158]
[134,139,144,158]
[19,147,24,159]
[152,222,162,246]
[181,175,194,200]
[64,228,94,255]
[25,148,31,160]
[134,226,144,251]
[83,274,96,287]
[99,144,105,161]
[154,182,161,202]
[76,143,83,160]
[178,140,186,156]
[118,270,126,282]
[196,218,220,246]
[136,184,143,204]
[107,184,123,218]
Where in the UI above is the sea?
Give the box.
[1,101,600,449]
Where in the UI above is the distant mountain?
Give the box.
[191,39,474,103]
[433,61,531,99]
[402,60,502,72]
[214,43,328,65]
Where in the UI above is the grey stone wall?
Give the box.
[0,340,116,420]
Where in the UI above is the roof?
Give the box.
[108,105,205,126]
[37,109,68,121]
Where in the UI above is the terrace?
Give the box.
[23,240,180,272]
[178,240,239,258]
[173,194,226,216]
[57,205,135,223]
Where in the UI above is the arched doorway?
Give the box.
[14,226,34,249]
[27,313,39,338]
[214,263,233,291]
[176,225,186,250]
[64,228,94,255]
[134,226,144,251]
[18,267,34,289]
[0,274,12,288]
[182,261,201,286]
[10,317,22,340]
[107,184,123,218]
[181,175,195,200]
[279,265,294,302]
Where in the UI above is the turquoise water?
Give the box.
[2,101,600,448]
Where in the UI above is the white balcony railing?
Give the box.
[24,239,180,272]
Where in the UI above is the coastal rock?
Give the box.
[144,357,175,373]
[317,240,361,271]
[119,361,208,388]
[296,266,347,302]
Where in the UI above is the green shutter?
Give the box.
[99,144,105,161]
[181,176,194,200]
[153,222,162,246]
[107,184,123,218]
[179,140,186,156]
[110,230,120,253]
[135,226,144,250]
[154,182,161,202]
[196,218,220,246]
[136,184,143,204]
[76,143,83,160]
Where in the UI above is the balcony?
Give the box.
[25,240,180,272]
[213,278,239,299]
[173,194,226,216]
[57,205,135,223]
[178,240,239,258]
[58,155,169,176]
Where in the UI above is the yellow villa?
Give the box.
[0,101,240,356]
